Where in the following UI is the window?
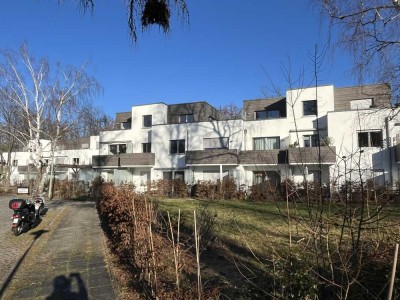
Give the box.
[358,131,382,147]
[255,110,280,120]
[253,171,281,187]
[121,121,131,129]
[73,158,79,165]
[253,171,266,185]
[253,137,280,150]
[303,100,317,116]
[179,114,194,123]
[12,160,18,167]
[109,144,127,155]
[203,137,229,149]
[303,135,319,147]
[170,139,185,154]
[142,143,152,153]
[143,115,152,128]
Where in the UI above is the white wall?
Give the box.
[327,108,396,185]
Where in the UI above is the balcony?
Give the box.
[288,146,336,165]
[92,153,155,168]
[239,150,287,165]
[186,149,239,165]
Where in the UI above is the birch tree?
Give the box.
[0,44,100,195]
[316,0,400,101]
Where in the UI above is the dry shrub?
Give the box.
[220,177,238,200]
[192,178,239,200]
[97,181,217,298]
[53,179,88,199]
[192,180,219,200]
[249,181,280,202]
[149,179,188,198]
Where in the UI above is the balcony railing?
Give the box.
[186,149,239,165]
[288,146,336,165]
[185,147,336,166]
[92,153,155,168]
[239,150,287,165]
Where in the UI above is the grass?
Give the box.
[155,198,304,259]
[154,197,400,260]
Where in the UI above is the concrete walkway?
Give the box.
[0,199,116,300]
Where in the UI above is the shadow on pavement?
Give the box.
[0,229,50,298]
[46,273,88,300]
[30,229,49,239]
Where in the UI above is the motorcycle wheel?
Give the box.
[13,224,23,236]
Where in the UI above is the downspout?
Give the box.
[385,117,393,187]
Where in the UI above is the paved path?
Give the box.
[0,197,116,300]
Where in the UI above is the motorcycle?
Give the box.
[9,198,36,236]
[33,195,45,219]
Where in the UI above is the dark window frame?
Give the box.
[358,131,383,148]
[142,143,152,153]
[253,136,280,150]
[179,114,194,123]
[170,139,185,154]
[303,134,319,147]
[303,100,317,116]
[143,115,152,128]
[109,144,127,155]
[255,110,281,120]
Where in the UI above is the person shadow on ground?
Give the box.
[46,273,88,300]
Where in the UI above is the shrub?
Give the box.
[249,181,280,202]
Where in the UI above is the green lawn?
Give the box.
[155,198,400,258]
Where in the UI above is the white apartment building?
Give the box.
[4,83,400,193]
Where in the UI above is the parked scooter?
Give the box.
[9,198,36,236]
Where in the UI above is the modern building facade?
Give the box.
[4,83,400,192]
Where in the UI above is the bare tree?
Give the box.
[0,44,100,196]
[316,0,400,102]
[66,104,115,139]
[217,103,243,120]
[0,99,22,190]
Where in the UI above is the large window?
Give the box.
[203,137,229,149]
[179,114,194,123]
[143,115,152,128]
[142,143,151,153]
[255,110,280,120]
[358,131,382,147]
[303,100,317,116]
[109,144,127,155]
[170,139,185,154]
[253,171,281,187]
[253,137,280,150]
[303,135,319,147]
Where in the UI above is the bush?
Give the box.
[249,181,280,202]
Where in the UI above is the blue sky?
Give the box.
[0,0,356,116]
